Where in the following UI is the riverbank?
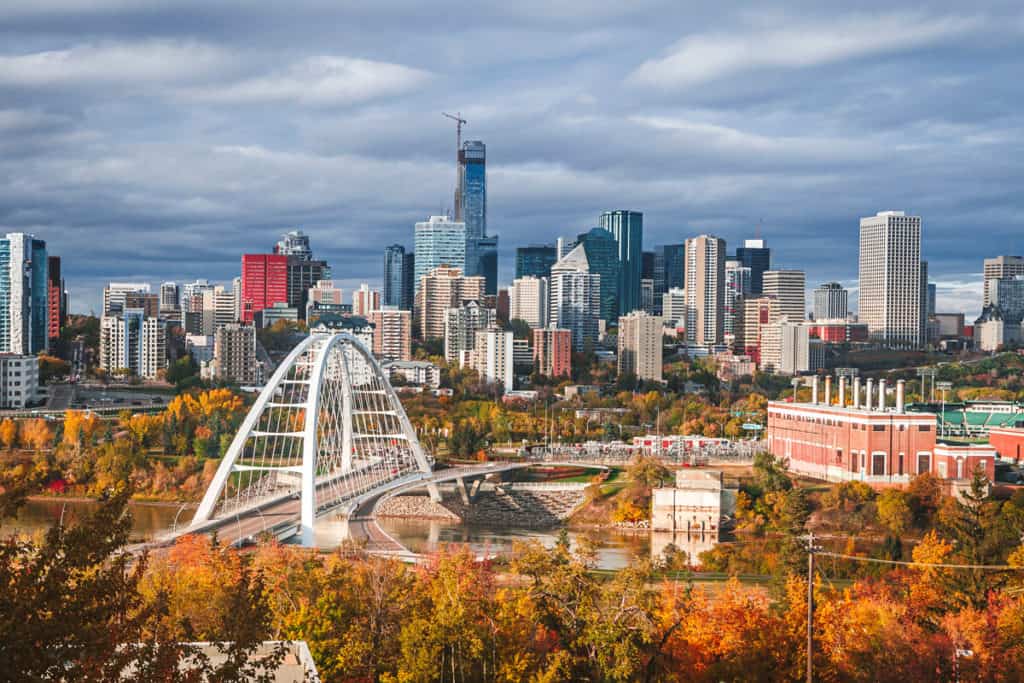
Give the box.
[27,493,198,508]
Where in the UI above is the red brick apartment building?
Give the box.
[768,376,995,485]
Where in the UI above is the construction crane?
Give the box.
[442,112,467,220]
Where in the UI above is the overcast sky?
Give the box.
[2,1,1022,317]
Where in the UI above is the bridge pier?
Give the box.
[455,477,471,505]
[427,481,442,502]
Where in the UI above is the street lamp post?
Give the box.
[937,381,953,439]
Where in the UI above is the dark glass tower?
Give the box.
[383,245,411,309]
[598,210,643,317]
[653,244,685,294]
[459,140,498,293]
[515,245,557,279]
[735,238,770,295]
[577,227,621,323]
[642,251,655,280]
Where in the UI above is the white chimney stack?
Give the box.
[853,377,862,409]
[897,379,905,413]
[824,376,832,406]
[878,379,887,411]
[866,378,874,411]
[838,376,846,407]
[811,376,819,404]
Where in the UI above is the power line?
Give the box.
[817,551,1024,571]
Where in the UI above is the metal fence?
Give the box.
[525,439,766,465]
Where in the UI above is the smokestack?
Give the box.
[824,376,832,406]
[811,376,819,404]
[878,379,887,411]
[897,379,906,413]
[866,378,874,411]
[838,376,847,407]
[853,377,862,409]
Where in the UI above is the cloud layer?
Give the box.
[0,1,1020,317]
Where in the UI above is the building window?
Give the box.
[872,453,886,476]
[872,425,885,432]
[919,425,931,432]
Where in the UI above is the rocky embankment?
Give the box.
[377,487,586,529]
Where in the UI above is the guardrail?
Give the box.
[498,481,589,491]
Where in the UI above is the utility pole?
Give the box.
[442,112,466,220]
[804,532,821,683]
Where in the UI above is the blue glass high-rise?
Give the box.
[459,140,498,294]
[515,245,557,280]
[577,227,621,323]
[383,245,413,309]
[735,239,770,295]
[599,210,643,317]
[0,233,48,354]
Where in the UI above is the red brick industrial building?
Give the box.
[768,376,995,485]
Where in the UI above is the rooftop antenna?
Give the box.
[442,112,467,220]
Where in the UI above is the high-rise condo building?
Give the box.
[919,260,930,346]
[813,282,848,320]
[47,256,65,342]
[384,245,415,309]
[858,211,922,348]
[549,244,601,352]
[759,321,821,375]
[508,276,548,329]
[684,235,726,346]
[445,300,496,364]
[640,279,655,315]
[182,279,213,310]
[599,210,643,317]
[99,310,167,379]
[515,245,557,280]
[124,292,159,318]
[533,327,572,378]
[415,266,486,341]
[618,310,664,382]
[763,270,806,322]
[201,286,237,335]
[0,233,48,355]
[352,284,380,316]
[368,307,412,361]
[241,254,288,323]
[735,296,779,366]
[414,216,466,294]
[159,281,179,313]
[662,288,686,328]
[103,282,150,316]
[213,323,259,385]
[735,239,770,295]
[724,260,751,338]
[983,256,1024,305]
[465,327,513,392]
[577,227,620,322]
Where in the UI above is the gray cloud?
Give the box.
[0,1,1020,319]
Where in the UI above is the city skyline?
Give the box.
[2,3,1021,316]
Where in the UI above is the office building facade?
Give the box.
[813,282,848,320]
[47,256,65,342]
[724,260,751,338]
[983,256,1024,305]
[508,276,548,329]
[763,270,806,322]
[858,211,923,348]
[577,227,621,322]
[241,254,288,324]
[383,245,415,310]
[735,239,770,295]
[515,245,558,280]
[599,210,643,317]
[414,216,466,294]
[0,234,48,355]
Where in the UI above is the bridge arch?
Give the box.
[191,332,432,545]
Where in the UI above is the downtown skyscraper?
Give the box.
[458,140,498,295]
[684,234,726,346]
[858,211,922,348]
[735,239,771,295]
[383,244,415,310]
[0,233,48,354]
[599,210,643,317]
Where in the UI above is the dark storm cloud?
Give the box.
[0,1,1021,315]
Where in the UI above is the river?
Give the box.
[2,498,721,570]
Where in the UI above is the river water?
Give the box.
[2,499,719,570]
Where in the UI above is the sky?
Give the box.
[1,1,1022,318]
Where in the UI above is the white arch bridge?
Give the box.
[159,333,526,552]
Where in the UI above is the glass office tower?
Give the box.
[577,227,621,323]
[384,244,411,309]
[0,233,48,354]
[735,238,771,295]
[459,140,497,293]
[515,245,558,280]
[598,210,643,317]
